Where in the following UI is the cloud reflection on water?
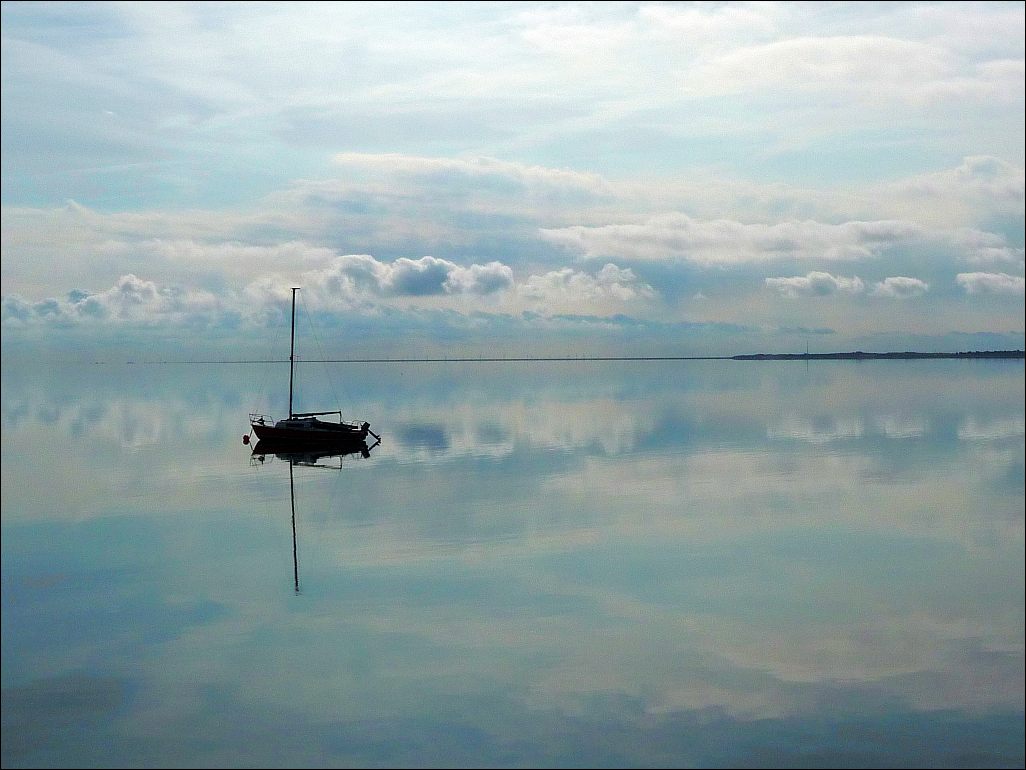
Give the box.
[1,358,1023,767]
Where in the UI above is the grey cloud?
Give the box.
[1,295,33,324]
[315,255,515,299]
[322,254,390,295]
[766,272,865,298]
[33,298,63,318]
[385,257,453,296]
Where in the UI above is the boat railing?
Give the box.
[250,410,367,431]
[291,410,354,426]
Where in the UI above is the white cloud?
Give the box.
[956,272,1026,296]
[444,262,515,295]
[515,5,637,61]
[329,153,613,201]
[765,272,865,298]
[605,156,1022,234]
[870,277,929,299]
[637,3,777,46]
[951,227,1024,265]
[542,213,919,264]
[690,35,953,100]
[767,415,865,444]
[873,415,928,439]
[882,157,1025,224]
[957,416,1025,441]
[520,263,655,306]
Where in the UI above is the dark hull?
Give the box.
[252,423,368,446]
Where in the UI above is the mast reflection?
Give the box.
[250,436,380,593]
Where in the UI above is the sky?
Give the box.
[1,0,1024,359]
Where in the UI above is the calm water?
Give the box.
[2,358,1023,768]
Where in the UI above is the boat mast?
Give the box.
[288,287,298,420]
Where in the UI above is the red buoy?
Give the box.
[243,434,250,445]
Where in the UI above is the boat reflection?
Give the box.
[250,436,380,592]
[250,436,378,467]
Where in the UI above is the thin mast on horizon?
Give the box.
[288,287,298,420]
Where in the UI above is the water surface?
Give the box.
[2,358,1023,767]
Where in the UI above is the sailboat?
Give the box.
[245,287,378,451]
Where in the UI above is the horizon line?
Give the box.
[100,350,1025,364]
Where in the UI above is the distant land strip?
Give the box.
[731,350,1025,360]
[125,350,1025,364]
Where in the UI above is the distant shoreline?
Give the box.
[730,350,1025,360]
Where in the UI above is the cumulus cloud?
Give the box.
[520,264,655,305]
[3,255,590,332]
[382,256,454,296]
[870,277,929,299]
[956,272,1026,296]
[765,272,865,298]
[4,254,662,333]
[444,262,516,295]
[1,274,223,328]
[308,255,514,300]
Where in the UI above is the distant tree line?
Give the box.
[732,350,1025,360]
